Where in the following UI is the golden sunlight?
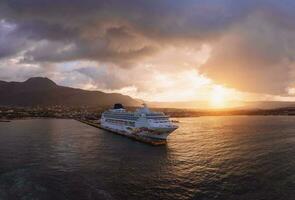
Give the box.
[210,85,227,108]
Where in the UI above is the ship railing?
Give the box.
[104,117,136,122]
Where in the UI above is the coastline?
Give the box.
[1,113,295,122]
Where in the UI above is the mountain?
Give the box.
[0,77,141,107]
[1,77,294,110]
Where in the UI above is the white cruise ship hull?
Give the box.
[101,123,177,140]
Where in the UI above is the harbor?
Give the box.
[77,103,178,146]
[77,119,167,146]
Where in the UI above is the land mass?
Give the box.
[1,77,295,120]
[0,77,141,107]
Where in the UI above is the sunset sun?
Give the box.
[210,85,227,108]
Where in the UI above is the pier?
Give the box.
[76,119,167,146]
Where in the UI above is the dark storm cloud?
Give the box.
[1,0,295,94]
[0,20,27,59]
[0,0,254,61]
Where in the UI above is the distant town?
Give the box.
[1,105,295,121]
[1,77,295,122]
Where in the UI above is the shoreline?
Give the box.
[1,114,295,121]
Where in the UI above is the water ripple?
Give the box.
[0,117,295,199]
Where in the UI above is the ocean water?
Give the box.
[0,117,294,200]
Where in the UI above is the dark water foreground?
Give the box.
[0,117,294,200]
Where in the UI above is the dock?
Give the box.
[76,119,167,146]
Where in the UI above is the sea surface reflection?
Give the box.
[0,117,295,199]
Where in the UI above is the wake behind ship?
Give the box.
[100,103,178,141]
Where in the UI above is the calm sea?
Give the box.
[0,117,295,200]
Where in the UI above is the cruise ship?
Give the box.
[100,103,178,141]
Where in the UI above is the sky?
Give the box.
[1,0,295,106]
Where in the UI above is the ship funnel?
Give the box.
[113,103,124,109]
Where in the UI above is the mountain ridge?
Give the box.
[1,77,295,110]
[0,77,141,107]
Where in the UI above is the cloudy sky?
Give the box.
[1,0,295,105]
